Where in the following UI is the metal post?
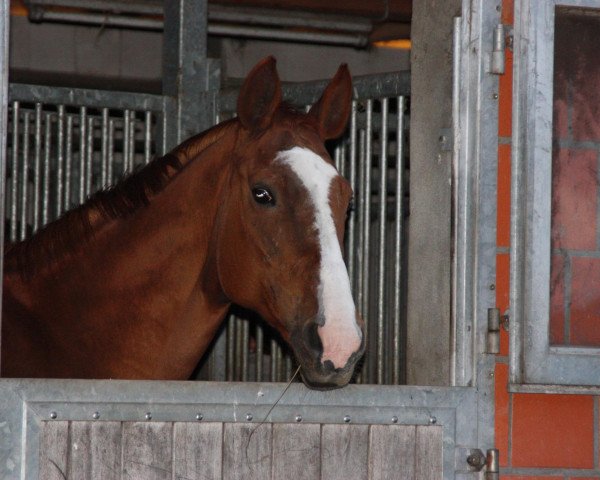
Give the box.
[0,0,9,366]
[162,0,220,150]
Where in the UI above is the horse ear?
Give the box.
[309,64,353,140]
[237,56,282,132]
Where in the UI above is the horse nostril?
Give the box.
[303,322,322,356]
[322,359,335,373]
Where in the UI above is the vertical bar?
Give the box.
[144,111,152,164]
[334,145,342,172]
[284,354,292,380]
[101,108,109,187]
[108,119,115,185]
[64,114,73,212]
[270,339,278,382]
[226,315,235,381]
[56,105,65,217]
[362,100,373,383]
[355,128,366,384]
[10,101,19,242]
[377,98,389,385]
[393,96,406,385]
[347,101,358,287]
[234,316,243,381]
[19,111,30,241]
[79,106,87,205]
[32,104,42,233]
[0,0,9,360]
[86,116,94,196]
[42,112,51,226]
[123,110,131,174]
[129,114,136,170]
[241,319,249,382]
[256,324,264,381]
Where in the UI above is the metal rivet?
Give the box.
[295,415,302,423]
[343,415,351,423]
[246,413,253,422]
[145,412,152,421]
[49,411,57,420]
[196,413,203,421]
[92,412,100,420]
[489,371,495,378]
[489,284,496,290]
[492,93,499,100]
[391,416,398,424]
[429,416,437,425]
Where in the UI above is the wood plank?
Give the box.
[90,422,122,480]
[272,423,320,480]
[368,425,416,480]
[39,421,69,480]
[69,422,92,479]
[173,422,223,480]
[415,426,443,480]
[122,422,173,480]
[320,424,369,480]
[223,422,272,480]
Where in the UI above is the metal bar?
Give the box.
[393,96,406,385]
[32,103,42,233]
[78,107,87,204]
[234,317,243,381]
[218,71,411,113]
[362,100,373,383]
[256,325,264,381]
[241,319,249,382]
[26,0,163,15]
[270,339,278,382]
[9,83,165,112]
[10,101,19,242]
[144,111,152,164]
[107,119,115,185]
[19,111,30,241]
[347,101,358,287]
[35,10,164,30]
[101,108,109,188]
[377,98,389,385]
[226,315,234,381]
[42,113,51,226]
[86,116,94,196]
[0,0,9,359]
[64,114,73,212]
[56,105,65,217]
[129,114,136,170]
[123,110,131,175]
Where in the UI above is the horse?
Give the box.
[0,57,365,389]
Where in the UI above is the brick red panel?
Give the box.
[551,148,597,251]
[497,145,511,248]
[495,363,509,467]
[511,394,594,468]
[496,253,509,356]
[570,256,600,345]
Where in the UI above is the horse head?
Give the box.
[215,57,365,389]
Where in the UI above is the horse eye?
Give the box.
[252,187,275,205]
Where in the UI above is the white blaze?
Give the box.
[277,147,362,369]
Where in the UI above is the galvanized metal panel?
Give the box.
[320,424,369,480]
[223,423,272,480]
[122,422,172,480]
[39,421,69,480]
[173,422,223,480]
[271,423,321,480]
[368,425,416,480]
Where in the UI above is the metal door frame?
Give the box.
[0,0,499,478]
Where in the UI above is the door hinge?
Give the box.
[457,447,499,477]
[486,308,500,354]
[490,23,506,75]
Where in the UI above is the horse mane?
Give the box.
[4,119,237,276]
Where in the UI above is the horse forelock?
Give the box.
[5,120,238,277]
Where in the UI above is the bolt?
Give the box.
[246,413,253,422]
[145,412,152,421]
[429,416,437,425]
[92,412,100,420]
[343,415,351,423]
[490,284,496,290]
[467,452,485,468]
[439,135,447,143]
[295,415,302,423]
[49,411,57,420]
[489,371,495,378]
[391,416,398,424]
[492,93,499,100]
[195,413,203,421]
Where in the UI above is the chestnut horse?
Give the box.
[0,57,365,389]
